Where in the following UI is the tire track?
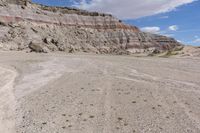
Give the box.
[0,66,17,133]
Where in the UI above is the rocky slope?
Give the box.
[0,0,182,54]
[176,46,200,57]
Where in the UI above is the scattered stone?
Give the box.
[29,41,49,53]
[89,115,95,118]
[79,113,82,116]
[0,21,7,26]
[68,125,72,127]
[116,127,120,130]
[157,104,162,107]
[124,123,128,126]
[132,101,136,104]
[118,117,123,121]
[185,102,190,105]
[42,122,47,125]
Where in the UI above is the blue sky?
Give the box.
[125,1,200,46]
[32,0,74,7]
[32,0,200,46]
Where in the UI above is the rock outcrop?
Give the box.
[0,0,182,54]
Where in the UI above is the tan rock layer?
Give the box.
[0,15,139,31]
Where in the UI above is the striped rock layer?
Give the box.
[0,1,182,54]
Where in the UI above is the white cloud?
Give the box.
[141,27,160,34]
[163,34,174,37]
[169,25,179,31]
[177,40,182,43]
[160,16,169,19]
[193,38,200,43]
[75,0,196,19]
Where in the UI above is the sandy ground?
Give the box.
[0,51,200,133]
[0,66,17,133]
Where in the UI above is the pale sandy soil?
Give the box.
[0,51,200,133]
[0,66,17,133]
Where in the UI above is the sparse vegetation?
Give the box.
[161,50,178,57]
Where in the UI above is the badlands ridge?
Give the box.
[0,0,186,55]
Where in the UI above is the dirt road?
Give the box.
[0,52,200,133]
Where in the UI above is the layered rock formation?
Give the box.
[0,0,182,54]
[0,0,30,6]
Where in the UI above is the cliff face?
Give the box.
[0,1,182,54]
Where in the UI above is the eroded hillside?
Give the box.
[0,0,182,54]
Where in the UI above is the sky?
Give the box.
[32,0,200,46]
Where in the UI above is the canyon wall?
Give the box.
[0,1,182,54]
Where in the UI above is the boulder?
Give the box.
[29,41,49,53]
